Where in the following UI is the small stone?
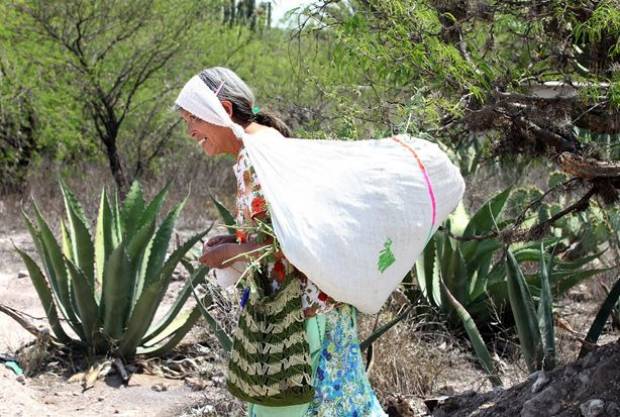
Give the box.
[531,371,550,394]
[583,353,600,368]
[565,365,578,376]
[16,375,26,385]
[527,370,541,382]
[199,405,215,414]
[580,399,605,417]
[17,271,28,279]
[548,402,562,415]
[151,383,167,392]
[578,372,591,385]
[607,402,620,417]
[185,377,208,391]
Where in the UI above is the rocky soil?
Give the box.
[429,340,620,417]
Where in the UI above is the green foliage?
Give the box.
[211,194,238,235]
[442,280,502,387]
[434,241,558,377]
[538,242,556,371]
[188,198,237,352]
[580,276,620,358]
[415,187,605,328]
[223,0,273,31]
[181,251,233,353]
[574,0,620,57]
[15,180,211,358]
[505,248,544,373]
[504,241,559,373]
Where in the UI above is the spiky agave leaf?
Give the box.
[461,186,512,259]
[101,244,133,340]
[133,199,188,307]
[191,279,232,352]
[65,259,100,346]
[59,179,95,289]
[137,307,203,357]
[30,204,84,338]
[506,249,543,372]
[580,276,620,358]
[13,246,72,344]
[110,191,123,248]
[415,236,441,306]
[94,188,114,303]
[537,242,556,370]
[120,181,145,240]
[442,280,502,387]
[118,203,211,358]
[140,267,209,355]
[142,265,208,344]
[123,183,171,309]
[139,226,211,332]
[210,194,236,234]
[359,305,412,351]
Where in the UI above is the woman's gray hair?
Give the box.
[198,67,292,137]
[199,67,255,112]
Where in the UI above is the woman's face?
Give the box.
[180,107,239,156]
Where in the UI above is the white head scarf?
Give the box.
[175,75,246,139]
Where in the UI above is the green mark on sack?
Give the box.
[378,238,396,273]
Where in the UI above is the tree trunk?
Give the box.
[103,137,129,198]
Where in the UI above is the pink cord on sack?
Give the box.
[390,136,437,241]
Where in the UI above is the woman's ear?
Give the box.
[220,100,233,117]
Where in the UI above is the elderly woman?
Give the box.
[176,67,387,417]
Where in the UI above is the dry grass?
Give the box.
[0,149,236,233]
[359,301,457,397]
[357,296,518,402]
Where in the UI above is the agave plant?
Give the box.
[429,241,558,383]
[579,276,620,358]
[13,180,211,358]
[413,187,606,327]
[505,242,556,373]
[182,194,243,352]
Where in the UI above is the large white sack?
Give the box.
[241,133,465,314]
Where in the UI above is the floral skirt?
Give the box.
[248,304,387,417]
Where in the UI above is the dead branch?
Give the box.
[0,303,44,338]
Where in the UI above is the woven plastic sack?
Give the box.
[241,133,465,314]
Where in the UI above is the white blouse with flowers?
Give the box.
[233,147,337,318]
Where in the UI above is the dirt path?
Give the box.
[0,365,200,417]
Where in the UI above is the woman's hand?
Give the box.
[199,241,266,269]
[205,234,237,248]
[199,243,236,269]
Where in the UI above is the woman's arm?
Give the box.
[205,234,237,247]
[199,241,268,269]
